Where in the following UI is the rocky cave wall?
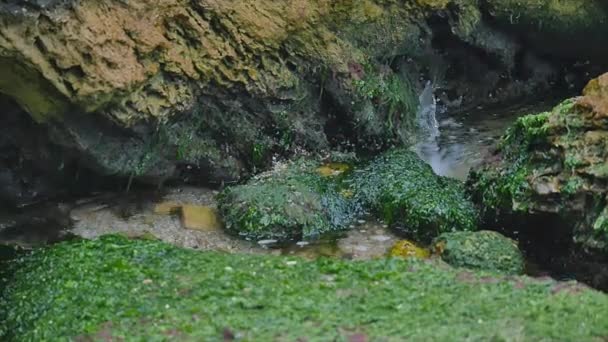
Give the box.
[0,0,607,207]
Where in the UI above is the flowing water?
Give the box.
[0,89,555,260]
[414,86,555,181]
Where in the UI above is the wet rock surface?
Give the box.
[468,73,608,289]
[0,0,604,200]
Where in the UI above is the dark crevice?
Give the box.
[483,210,608,292]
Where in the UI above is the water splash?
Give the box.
[416,80,440,142]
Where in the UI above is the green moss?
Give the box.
[592,205,608,248]
[353,65,419,141]
[351,149,478,243]
[433,231,525,275]
[562,176,585,196]
[2,236,608,341]
[470,100,582,215]
[218,157,358,242]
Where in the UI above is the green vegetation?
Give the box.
[219,150,479,244]
[351,149,478,243]
[469,102,560,212]
[467,96,608,253]
[469,100,583,212]
[433,231,525,275]
[2,236,608,341]
[353,66,418,142]
[218,157,358,242]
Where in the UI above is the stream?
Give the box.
[0,99,553,261]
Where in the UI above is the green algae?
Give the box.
[351,149,478,243]
[353,66,419,142]
[470,99,582,213]
[218,157,359,242]
[2,235,608,341]
[434,231,525,275]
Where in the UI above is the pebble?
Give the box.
[354,245,369,252]
[371,235,392,242]
[357,220,366,224]
[258,239,278,245]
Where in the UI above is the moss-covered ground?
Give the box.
[2,236,608,341]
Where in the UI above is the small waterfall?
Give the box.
[413,80,445,176]
[417,80,440,142]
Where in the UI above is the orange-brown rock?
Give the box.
[1,0,606,205]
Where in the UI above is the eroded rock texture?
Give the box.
[467,73,608,288]
[0,0,606,206]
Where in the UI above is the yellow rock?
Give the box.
[154,202,182,215]
[316,163,351,177]
[181,205,223,232]
[389,240,430,259]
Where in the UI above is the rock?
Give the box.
[485,0,608,62]
[0,95,97,207]
[389,240,430,259]
[316,163,351,178]
[218,157,358,242]
[433,231,525,275]
[0,0,595,192]
[467,73,608,255]
[180,205,222,232]
[352,149,478,243]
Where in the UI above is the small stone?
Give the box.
[389,240,430,259]
[371,235,391,242]
[181,205,223,231]
[258,239,278,246]
[357,220,366,224]
[316,163,351,177]
[354,245,369,252]
[296,241,309,247]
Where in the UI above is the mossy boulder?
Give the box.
[351,149,478,243]
[433,231,525,275]
[467,73,608,255]
[218,157,358,242]
[2,235,608,340]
